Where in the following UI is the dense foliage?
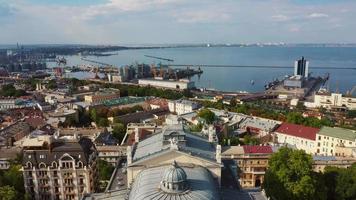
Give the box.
[347,110,356,118]
[112,123,126,143]
[0,162,29,200]
[98,160,115,181]
[0,84,26,97]
[264,147,356,200]
[323,164,356,200]
[264,147,326,200]
[197,108,216,124]
[101,83,187,99]
[286,112,333,128]
[46,79,57,89]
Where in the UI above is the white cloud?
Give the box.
[307,13,329,19]
[271,14,290,22]
[79,0,180,20]
[174,10,230,23]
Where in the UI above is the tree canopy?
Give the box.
[263,147,326,200]
[112,123,126,143]
[197,108,216,124]
[0,85,26,97]
[323,164,356,200]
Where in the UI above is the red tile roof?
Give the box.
[275,122,319,140]
[243,145,273,154]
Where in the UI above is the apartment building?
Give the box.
[274,123,319,154]
[222,145,273,188]
[84,89,120,105]
[309,92,356,110]
[22,135,98,200]
[168,99,200,115]
[316,126,356,156]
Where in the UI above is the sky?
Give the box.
[0,0,356,44]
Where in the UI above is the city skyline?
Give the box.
[1,0,356,44]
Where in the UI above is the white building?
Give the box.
[316,126,356,156]
[138,78,195,90]
[168,99,200,115]
[274,123,320,154]
[307,92,356,110]
[0,98,33,110]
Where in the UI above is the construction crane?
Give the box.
[144,55,174,62]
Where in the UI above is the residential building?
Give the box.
[96,145,126,166]
[0,121,31,147]
[123,123,158,145]
[311,92,356,110]
[221,145,273,188]
[0,98,34,110]
[312,156,356,172]
[22,135,98,200]
[335,146,356,157]
[168,99,200,115]
[138,78,195,90]
[238,116,281,136]
[274,123,319,154]
[84,89,120,105]
[0,147,21,169]
[316,126,356,156]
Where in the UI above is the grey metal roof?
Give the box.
[23,137,96,167]
[132,124,216,163]
[128,164,220,200]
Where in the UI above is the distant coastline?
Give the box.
[2,43,356,51]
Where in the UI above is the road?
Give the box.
[221,188,267,200]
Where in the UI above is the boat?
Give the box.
[250,80,255,85]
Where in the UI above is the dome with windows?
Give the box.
[160,161,189,193]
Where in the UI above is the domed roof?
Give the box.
[160,161,188,193]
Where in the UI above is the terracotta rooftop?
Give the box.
[243,145,273,154]
[275,122,319,140]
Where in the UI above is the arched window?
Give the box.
[51,161,58,168]
[38,162,46,169]
[26,162,32,168]
[77,161,83,168]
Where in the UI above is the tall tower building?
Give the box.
[294,57,309,78]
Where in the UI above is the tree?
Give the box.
[0,186,17,200]
[0,85,26,97]
[230,98,237,107]
[98,160,115,181]
[182,89,193,98]
[263,147,326,200]
[347,110,356,118]
[46,79,57,89]
[197,108,216,124]
[243,135,259,145]
[112,123,126,143]
[286,112,305,125]
[324,164,356,200]
[190,123,203,132]
[98,118,109,127]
